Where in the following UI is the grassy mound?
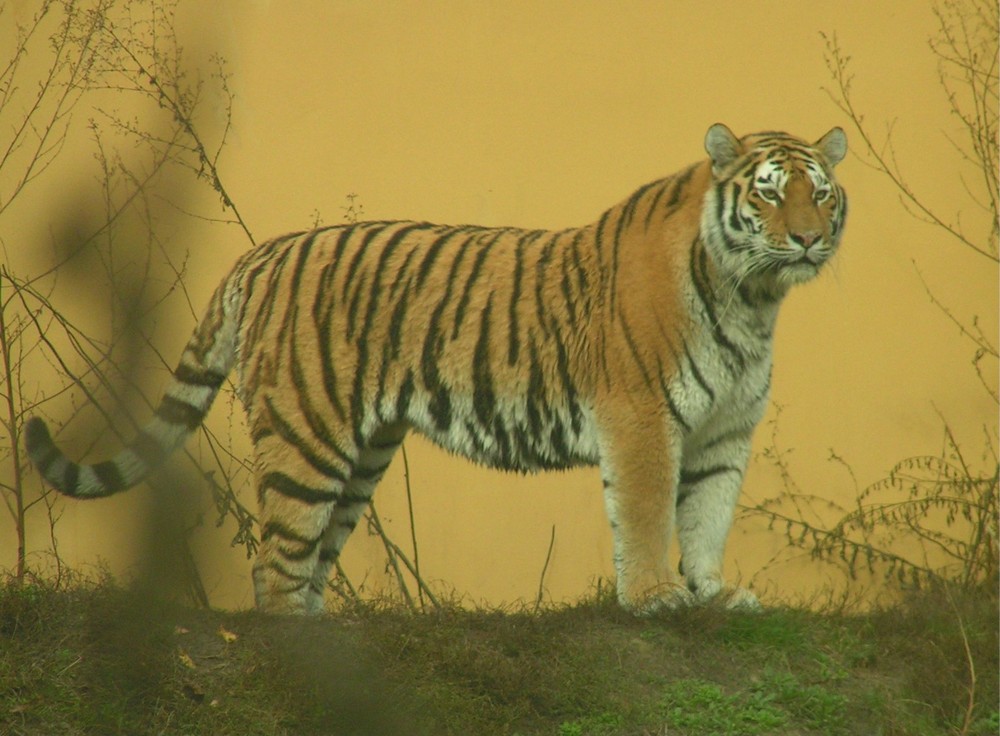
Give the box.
[0,576,996,735]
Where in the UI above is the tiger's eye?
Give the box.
[756,187,780,203]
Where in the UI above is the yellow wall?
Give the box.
[4,1,996,608]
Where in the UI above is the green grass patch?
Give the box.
[0,575,996,735]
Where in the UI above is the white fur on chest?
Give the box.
[668,292,776,453]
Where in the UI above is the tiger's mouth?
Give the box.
[768,243,832,270]
[772,255,826,284]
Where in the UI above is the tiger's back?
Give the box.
[26,123,847,614]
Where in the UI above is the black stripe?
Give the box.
[388,245,420,299]
[418,230,476,423]
[350,329,373,446]
[282,229,326,355]
[622,178,662,229]
[681,341,715,403]
[339,491,373,506]
[463,420,489,458]
[155,395,204,430]
[427,374,453,433]
[62,462,79,496]
[264,396,350,482]
[452,229,505,338]
[350,222,431,340]
[237,239,287,326]
[260,560,310,584]
[367,434,403,451]
[569,230,590,307]
[533,230,559,339]
[560,260,577,327]
[315,287,348,423]
[667,166,695,208]
[34,443,63,477]
[244,238,299,350]
[525,342,546,439]
[699,426,754,453]
[250,425,274,443]
[261,520,321,562]
[617,307,654,391]
[679,465,742,486]
[319,546,341,563]
[656,355,691,433]
[260,471,338,505]
[688,241,745,372]
[550,321,582,435]
[420,332,452,432]
[352,462,390,482]
[341,223,393,302]
[644,176,678,231]
[345,272,368,341]
[288,312,354,462]
[396,369,415,419]
[373,341,395,423]
[91,460,126,493]
[307,225,354,328]
[388,277,412,357]
[415,225,471,291]
[727,183,744,232]
[609,208,630,311]
[492,417,512,467]
[549,422,570,465]
[26,420,61,475]
[508,230,541,365]
[713,182,726,236]
[173,363,226,388]
[593,209,611,272]
[472,296,496,427]
[662,382,692,434]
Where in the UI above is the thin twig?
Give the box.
[535,525,556,613]
[400,441,425,610]
[367,502,416,611]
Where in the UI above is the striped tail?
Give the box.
[25,282,238,498]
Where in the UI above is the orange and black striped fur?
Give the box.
[26,124,847,613]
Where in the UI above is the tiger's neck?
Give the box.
[688,234,783,360]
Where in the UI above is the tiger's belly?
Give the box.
[406,390,601,473]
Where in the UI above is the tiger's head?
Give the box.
[701,124,848,296]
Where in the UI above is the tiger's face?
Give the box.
[702,124,848,293]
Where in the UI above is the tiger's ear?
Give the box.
[705,123,743,172]
[815,127,847,167]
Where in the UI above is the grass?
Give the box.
[0,574,996,735]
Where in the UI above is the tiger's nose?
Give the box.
[789,230,821,248]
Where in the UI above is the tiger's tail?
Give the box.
[25,280,239,498]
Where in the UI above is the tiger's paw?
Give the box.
[715,586,762,612]
[687,575,762,612]
[620,582,697,616]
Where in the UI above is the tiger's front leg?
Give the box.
[676,432,761,610]
[599,407,693,613]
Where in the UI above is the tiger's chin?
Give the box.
[778,260,824,286]
[743,261,824,301]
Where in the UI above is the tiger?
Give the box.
[25,123,847,615]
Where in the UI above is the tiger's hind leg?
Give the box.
[250,406,357,614]
[307,424,409,610]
